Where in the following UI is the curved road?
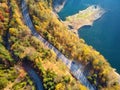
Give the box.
[22,62,44,90]
[8,0,44,90]
[21,0,95,90]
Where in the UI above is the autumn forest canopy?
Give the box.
[0,0,120,90]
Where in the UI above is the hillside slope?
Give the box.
[0,0,120,90]
[0,0,88,90]
[25,0,120,90]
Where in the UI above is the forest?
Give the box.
[0,0,87,90]
[0,0,120,90]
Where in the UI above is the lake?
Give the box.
[58,0,120,73]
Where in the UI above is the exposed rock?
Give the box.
[53,0,67,12]
[63,5,105,32]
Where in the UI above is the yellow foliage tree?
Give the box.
[79,84,88,90]
[9,28,18,36]
[55,83,65,90]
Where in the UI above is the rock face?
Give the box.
[52,0,67,12]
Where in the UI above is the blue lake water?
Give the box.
[58,0,120,73]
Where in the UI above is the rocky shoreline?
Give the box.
[52,3,105,36]
[52,0,67,12]
[63,5,105,34]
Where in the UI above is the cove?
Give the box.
[58,0,120,73]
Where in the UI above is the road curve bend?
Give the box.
[21,0,95,90]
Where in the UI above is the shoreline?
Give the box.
[53,3,120,79]
[53,5,105,36]
[63,5,105,34]
[114,70,120,83]
[53,0,67,12]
